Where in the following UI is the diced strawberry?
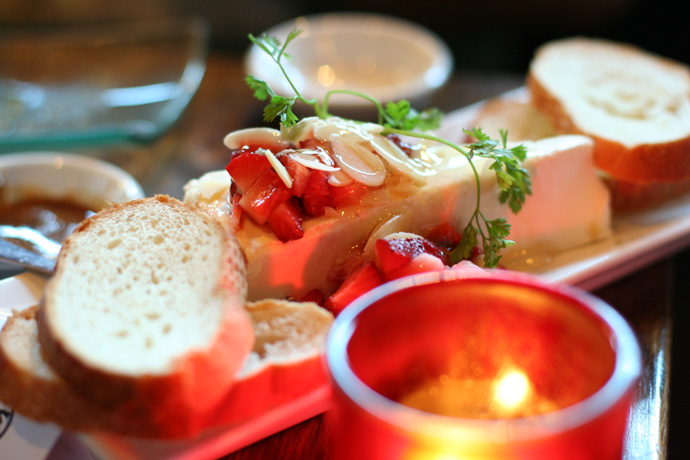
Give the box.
[325,262,383,316]
[426,222,462,249]
[299,137,328,150]
[302,169,330,217]
[386,133,417,157]
[280,155,310,198]
[329,182,369,209]
[383,252,446,281]
[238,169,291,225]
[449,260,489,277]
[374,237,447,275]
[267,199,304,242]
[299,289,326,306]
[226,150,272,194]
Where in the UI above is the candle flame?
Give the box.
[494,369,531,410]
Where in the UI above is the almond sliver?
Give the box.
[288,152,341,172]
[331,138,386,187]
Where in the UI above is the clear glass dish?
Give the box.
[0,16,209,152]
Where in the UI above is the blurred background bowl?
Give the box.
[245,12,453,116]
[0,16,209,152]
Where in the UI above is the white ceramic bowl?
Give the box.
[0,152,145,274]
[245,12,454,112]
[0,152,144,207]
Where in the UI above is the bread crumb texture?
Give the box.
[49,196,229,375]
[246,299,332,362]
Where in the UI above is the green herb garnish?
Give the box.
[247,30,531,268]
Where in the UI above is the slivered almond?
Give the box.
[331,139,386,187]
[370,136,433,183]
[288,152,340,172]
[328,169,355,187]
[262,149,293,189]
[224,128,290,151]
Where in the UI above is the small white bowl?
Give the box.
[0,152,145,274]
[245,12,454,112]
[0,152,144,207]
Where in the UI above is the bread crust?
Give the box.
[36,195,254,435]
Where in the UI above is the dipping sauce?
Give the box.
[0,196,95,254]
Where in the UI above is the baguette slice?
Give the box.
[0,307,211,438]
[466,89,557,142]
[467,89,690,212]
[78,299,333,456]
[37,195,254,436]
[528,37,690,184]
[210,298,333,426]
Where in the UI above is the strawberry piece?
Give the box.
[267,199,304,242]
[325,262,383,316]
[238,169,291,225]
[226,151,272,194]
[299,289,326,306]
[374,237,447,275]
[386,133,417,157]
[302,169,330,217]
[329,182,369,209]
[299,138,328,151]
[449,260,489,277]
[280,155,310,198]
[383,252,446,281]
[426,222,462,248]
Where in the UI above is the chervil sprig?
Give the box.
[246,29,531,268]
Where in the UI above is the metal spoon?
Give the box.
[0,225,61,259]
[0,232,57,276]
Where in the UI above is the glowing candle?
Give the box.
[326,270,641,460]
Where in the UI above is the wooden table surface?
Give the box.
[47,53,690,459]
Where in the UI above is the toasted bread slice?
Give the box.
[37,195,254,433]
[528,37,690,184]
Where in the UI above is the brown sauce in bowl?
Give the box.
[0,196,95,253]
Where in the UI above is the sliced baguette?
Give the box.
[37,195,254,435]
[528,37,690,184]
[78,299,333,454]
[467,89,690,212]
[466,89,557,142]
[0,307,211,438]
[210,298,333,426]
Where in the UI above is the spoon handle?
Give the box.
[0,239,55,276]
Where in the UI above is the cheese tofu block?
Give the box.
[185,119,610,301]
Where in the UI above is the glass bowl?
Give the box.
[326,269,641,460]
[0,16,209,152]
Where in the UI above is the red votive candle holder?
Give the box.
[326,270,641,460]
